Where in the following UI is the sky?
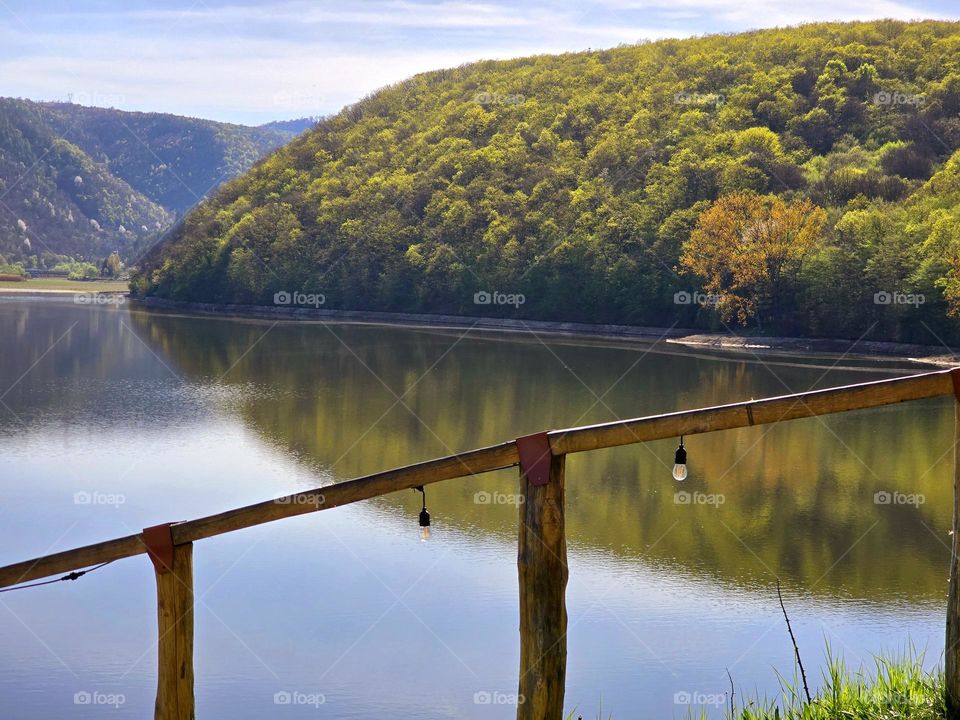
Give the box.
[0,0,958,126]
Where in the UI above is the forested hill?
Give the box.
[39,103,290,215]
[258,117,320,136]
[134,21,960,344]
[0,99,289,264]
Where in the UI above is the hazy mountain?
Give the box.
[259,117,321,136]
[0,98,291,264]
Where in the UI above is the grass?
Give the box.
[692,646,945,720]
[0,277,129,292]
[564,646,946,720]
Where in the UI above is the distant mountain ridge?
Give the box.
[0,98,291,264]
[258,117,321,136]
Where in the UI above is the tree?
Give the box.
[101,251,122,278]
[681,193,827,328]
[127,21,960,342]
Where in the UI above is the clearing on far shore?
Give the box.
[0,278,129,294]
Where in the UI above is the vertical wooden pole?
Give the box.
[948,398,960,718]
[517,452,567,720]
[154,542,195,720]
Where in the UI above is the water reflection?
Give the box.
[2,297,953,719]
[120,304,955,603]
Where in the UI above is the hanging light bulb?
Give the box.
[415,486,431,541]
[672,436,688,481]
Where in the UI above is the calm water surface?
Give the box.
[0,297,954,718]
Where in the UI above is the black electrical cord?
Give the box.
[414,486,430,530]
[0,560,115,593]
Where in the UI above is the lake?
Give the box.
[0,297,953,719]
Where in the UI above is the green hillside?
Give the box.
[0,99,289,266]
[133,21,960,344]
[40,103,289,215]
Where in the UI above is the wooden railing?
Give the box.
[3,367,960,719]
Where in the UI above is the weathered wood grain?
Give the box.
[517,453,567,720]
[0,534,145,589]
[947,398,960,718]
[154,542,194,720]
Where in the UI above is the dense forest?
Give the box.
[0,99,291,266]
[134,21,960,344]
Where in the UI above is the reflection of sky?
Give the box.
[0,419,943,720]
[0,300,948,719]
[0,0,957,123]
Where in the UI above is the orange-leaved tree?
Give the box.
[680,193,827,328]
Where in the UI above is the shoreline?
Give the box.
[0,288,128,295]
[127,296,960,367]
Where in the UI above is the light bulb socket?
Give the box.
[674,444,686,466]
[414,485,430,527]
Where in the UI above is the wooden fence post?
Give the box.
[947,395,960,717]
[149,534,195,720]
[516,433,567,720]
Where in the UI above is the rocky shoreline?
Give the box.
[127,296,960,367]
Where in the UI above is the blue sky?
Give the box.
[0,0,957,125]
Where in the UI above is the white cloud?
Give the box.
[46,1,544,31]
[597,0,950,25]
[0,0,955,124]
[0,3,675,123]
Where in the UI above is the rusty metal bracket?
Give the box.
[143,523,175,575]
[516,432,554,486]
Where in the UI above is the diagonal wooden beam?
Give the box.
[0,368,956,588]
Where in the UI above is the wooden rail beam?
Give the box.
[171,440,520,545]
[0,442,520,589]
[0,533,146,590]
[548,368,956,454]
[1,369,957,589]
